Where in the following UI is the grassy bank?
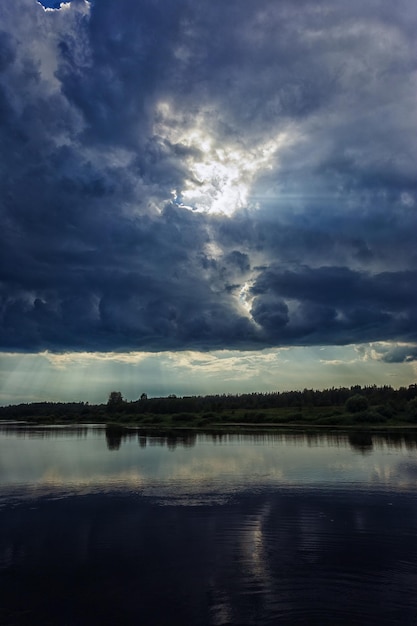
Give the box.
[2,404,416,429]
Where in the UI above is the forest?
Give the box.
[1,384,417,427]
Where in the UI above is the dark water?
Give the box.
[1,426,417,625]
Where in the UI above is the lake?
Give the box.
[1,425,417,625]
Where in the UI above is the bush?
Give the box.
[345,394,369,414]
[376,404,394,419]
[242,411,266,423]
[352,410,384,424]
[406,398,417,422]
[171,413,195,423]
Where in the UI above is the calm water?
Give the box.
[1,425,417,625]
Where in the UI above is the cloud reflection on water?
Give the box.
[1,427,417,504]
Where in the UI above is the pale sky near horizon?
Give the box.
[0,0,416,404]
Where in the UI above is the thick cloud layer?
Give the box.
[0,0,416,353]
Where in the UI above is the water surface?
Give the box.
[1,425,417,624]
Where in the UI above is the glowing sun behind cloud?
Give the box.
[154,101,292,215]
[179,136,283,215]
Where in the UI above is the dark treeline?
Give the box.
[0,384,416,423]
[125,384,417,415]
[0,401,94,420]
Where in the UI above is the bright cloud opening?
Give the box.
[155,102,293,215]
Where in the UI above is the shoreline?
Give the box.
[2,419,417,432]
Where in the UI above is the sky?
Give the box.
[0,0,416,404]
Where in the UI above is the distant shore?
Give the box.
[1,383,416,430]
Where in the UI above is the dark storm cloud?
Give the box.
[0,0,416,352]
[366,344,417,364]
[250,266,417,345]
